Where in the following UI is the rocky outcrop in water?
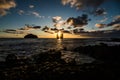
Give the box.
[24,34,38,38]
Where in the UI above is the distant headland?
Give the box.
[24,34,38,38]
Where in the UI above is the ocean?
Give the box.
[0,38,120,63]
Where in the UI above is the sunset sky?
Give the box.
[0,0,120,38]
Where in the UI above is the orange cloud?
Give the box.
[95,23,106,28]
[0,0,16,16]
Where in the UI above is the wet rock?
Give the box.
[33,50,65,64]
[5,54,18,66]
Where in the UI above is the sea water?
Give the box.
[0,38,120,63]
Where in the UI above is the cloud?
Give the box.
[42,26,50,31]
[52,16,66,28]
[99,17,108,22]
[96,15,120,29]
[54,20,66,28]
[31,11,45,18]
[66,14,91,27]
[61,0,108,16]
[94,8,107,16]
[0,9,7,16]
[52,14,90,30]
[107,15,120,26]
[61,0,106,10]
[48,16,51,19]
[42,25,70,34]
[61,0,82,10]
[0,0,16,16]
[52,14,90,29]
[3,29,24,34]
[114,15,120,20]
[52,16,62,23]
[72,28,84,33]
[112,24,120,30]
[31,11,41,18]
[17,10,44,18]
[29,5,34,8]
[3,25,41,34]
[42,26,54,34]
[18,10,24,15]
[73,29,120,38]
[19,24,41,30]
[63,30,71,33]
[95,23,106,28]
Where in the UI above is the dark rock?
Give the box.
[5,54,18,66]
[111,38,120,42]
[24,34,38,38]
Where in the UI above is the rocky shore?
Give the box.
[0,44,120,80]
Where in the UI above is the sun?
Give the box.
[56,30,63,39]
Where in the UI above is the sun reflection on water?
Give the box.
[56,38,63,50]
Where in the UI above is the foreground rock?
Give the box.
[0,45,120,80]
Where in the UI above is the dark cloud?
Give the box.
[85,0,106,8]
[61,0,106,10]
[42,26,50,31]
[112,24,120,30]
[52,15,90,29]
[3,29,24,34]
[95,15,120,29]
[19,25,41,30]
[94,8,107,16]
[67,27,72,29]
[74,29,120,38]
[51,28,58,31]
[44,31,54,34]
[107,16,120,26]
[63,30,71,33]
[33,26,41,29]
[42,26,70,34]
[42,26,64,34]
[73,28,85,33]
[67,14,91,27]
[62,0,108,16]
[5,29,16,31]
[107,21,120,27]
[3,25,41,34]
